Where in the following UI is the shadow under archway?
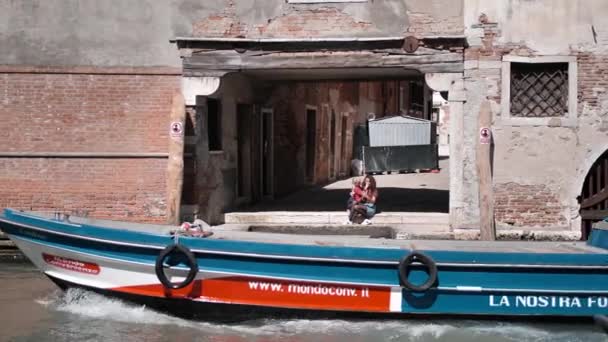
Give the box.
[234,187,449,213]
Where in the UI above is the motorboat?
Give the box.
[2,208,608,321]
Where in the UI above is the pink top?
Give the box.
[352,186,363,202]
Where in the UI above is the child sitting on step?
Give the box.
[345,177,364,224]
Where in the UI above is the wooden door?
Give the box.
[329,109,337,180]
[261,108,274,199]
[316,104,330,183]
[305,108,317,183]
[236,104,252,203]
[251,107,262,202]
[580,150,608,240]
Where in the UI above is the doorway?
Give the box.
[329,109,337,180]
[236,104,252,203]
[580,149,608,239]
[340,114,349,177]
[261,108,274,199]
[306,107,317,183]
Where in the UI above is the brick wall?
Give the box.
[0,71,178,152]
[267,82,340,195]
[494,183,566,227]
[0,67,180,223]
[0,158,168,222]
[577,52,608,111]
[265,81,371,195]
[464,19,535,104]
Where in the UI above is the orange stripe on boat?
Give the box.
[201,277,391,312]
[114,277,391,312]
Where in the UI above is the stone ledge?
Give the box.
[0,250,28,262]
[0,240,15,248]
[0,240,28,262]
[219,223,582,241]
[225,211,449,225]
[452,229,582,241]
[249,225,394,238]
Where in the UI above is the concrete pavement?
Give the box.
[223,158,451,234]
[236,158,450,213]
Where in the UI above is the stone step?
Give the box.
[0,240,15,248]
[224,211,449,225]
[0,249,28,262]
[393,225,454,239]
[215,223,453,241]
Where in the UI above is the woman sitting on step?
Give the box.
[347,175,379,225]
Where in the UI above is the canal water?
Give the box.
[1,261,605,342]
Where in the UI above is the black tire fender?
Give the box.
[398,251,438,292]
[155,243,199,290]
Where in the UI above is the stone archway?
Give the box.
[175,37,466,225]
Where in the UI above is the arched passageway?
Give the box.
[580,149,608,239]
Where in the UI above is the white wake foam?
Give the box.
[38,288,199,328]
[35,290,606,341]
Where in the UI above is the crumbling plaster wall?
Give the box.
[0,0,180,67]
[575,53,608,206]
[196,73,255,224]
[173,0,462,38]
[465,0,606,54]
[463,0,608,232]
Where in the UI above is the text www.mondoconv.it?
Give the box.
[248,281,369,297]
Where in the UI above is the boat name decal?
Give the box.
[489,295,608,309]
[42,253,100,275]
[199,277,391,312]
[248,281,370,297]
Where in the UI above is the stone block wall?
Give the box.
[578,53,608,114]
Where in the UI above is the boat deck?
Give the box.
[211,230,608,254]
[10,211,608,255]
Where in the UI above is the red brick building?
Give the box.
[2,0,608,238]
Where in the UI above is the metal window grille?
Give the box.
[510,62,568,117]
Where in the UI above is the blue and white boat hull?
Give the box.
[2,208,608,319]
